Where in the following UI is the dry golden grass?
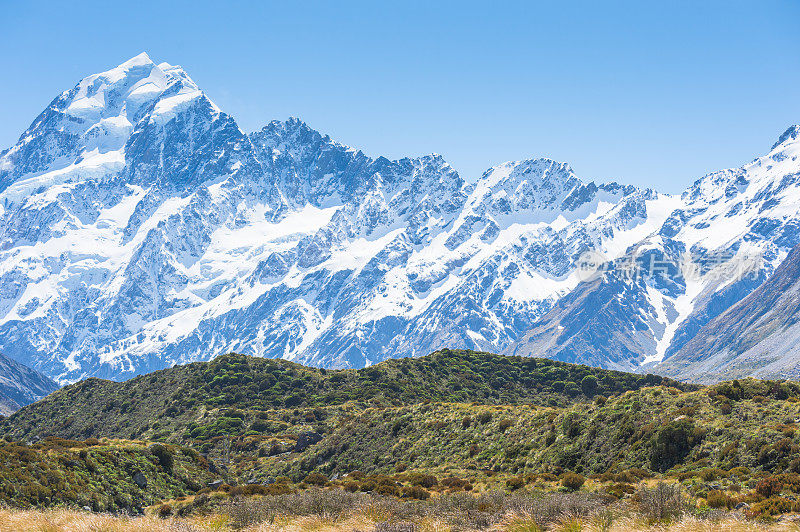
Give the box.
[596,515,800,531]
[0,507,227,532]
[467,511,800,532]
[3,507,800,532]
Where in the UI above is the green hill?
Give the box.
[4,349,800,503]
[0,349,682,445]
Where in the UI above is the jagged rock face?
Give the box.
[0,53,799,384]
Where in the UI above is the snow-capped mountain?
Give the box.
[0,54,680,382]
[0,54,798,383]
[507,125,800,375]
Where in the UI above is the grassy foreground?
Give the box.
[2,487,800,532]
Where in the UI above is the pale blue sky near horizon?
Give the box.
[1,0,798,193]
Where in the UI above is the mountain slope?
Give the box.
[656,243,800,382]
[506,126,800,374]
[0,353,58,415]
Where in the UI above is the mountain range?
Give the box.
[0,53,798,383]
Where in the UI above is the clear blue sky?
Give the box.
[2,1,798,192]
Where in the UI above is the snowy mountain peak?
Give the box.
[66,52,179,121]
[772,124,800,150]
[0,53,229,196]
[683,122,800,209]
[465,157,642,228]
[254,117,337,155]
[119,51,155,67]
[476,158,577,196]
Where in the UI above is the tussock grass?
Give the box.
[2,507,800,531]
[0,507,214,531]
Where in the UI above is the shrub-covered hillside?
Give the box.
[3,350,800,520]
[0,349,683,445]
[0,438,213,512]
[212,377,800,482]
